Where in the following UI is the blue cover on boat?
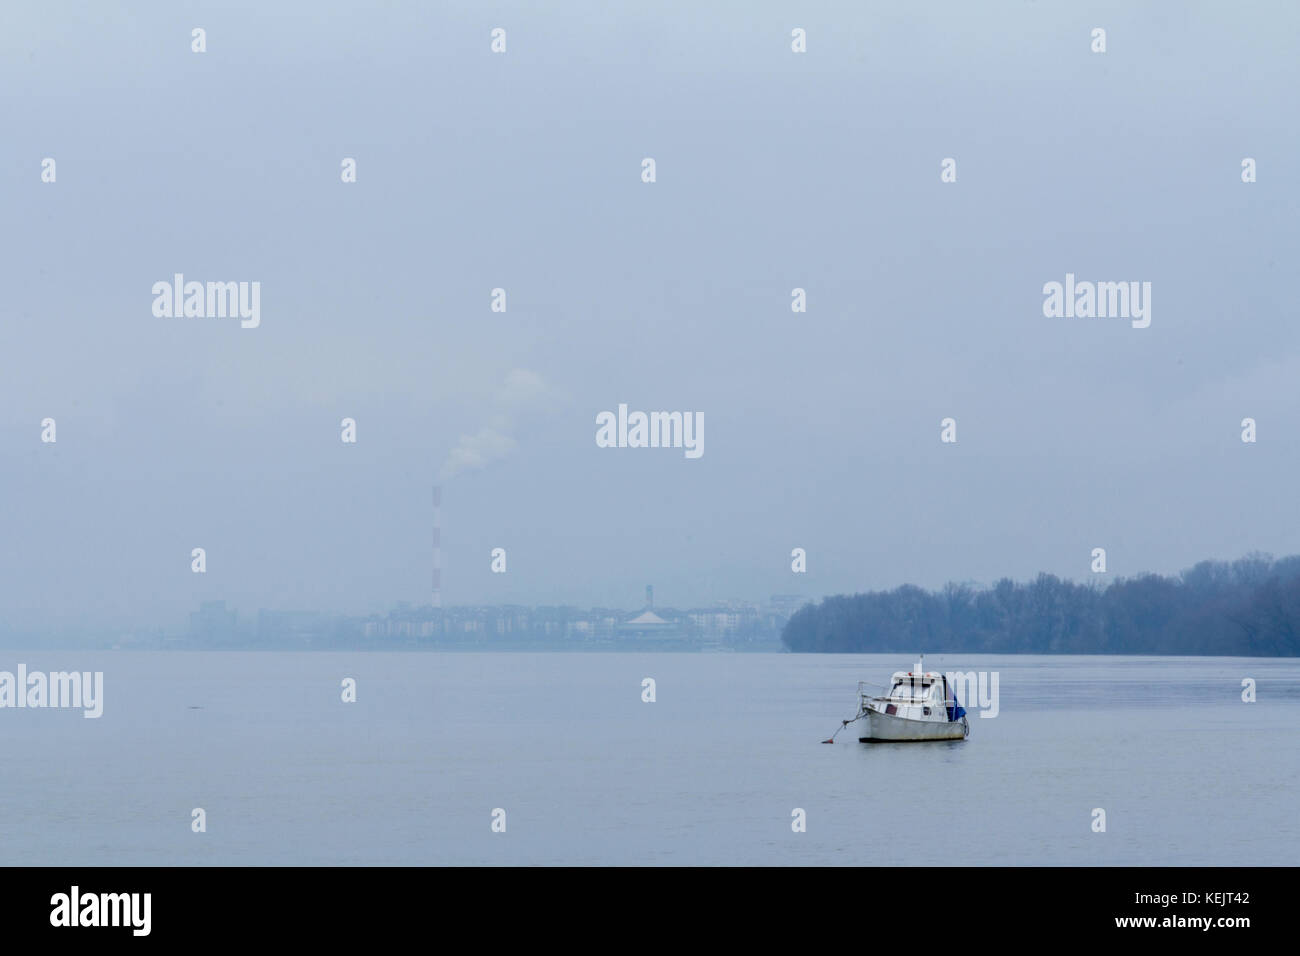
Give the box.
[947,682,967,722]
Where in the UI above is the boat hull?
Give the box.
[858,708,967,742]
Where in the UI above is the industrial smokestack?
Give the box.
[432,485,442,609]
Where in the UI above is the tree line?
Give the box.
[781,553,1300,655]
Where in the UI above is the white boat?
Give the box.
[829,658,969,743]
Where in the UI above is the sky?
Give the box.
[2,1,1298,633]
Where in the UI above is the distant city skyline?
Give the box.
[157,590,804,650]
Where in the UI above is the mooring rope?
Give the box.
[821,712,865,744]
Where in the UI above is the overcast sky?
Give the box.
[2,1,1298,632]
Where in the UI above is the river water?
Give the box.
[1,652,1294,865]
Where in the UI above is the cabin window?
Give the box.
[890,681,933,699]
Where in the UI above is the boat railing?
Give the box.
[857,681,962,707]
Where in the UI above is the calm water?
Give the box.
[1,652,1296,866]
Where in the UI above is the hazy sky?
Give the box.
[3,2,1298,632]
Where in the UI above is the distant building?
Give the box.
[621,608,673,630]
[257,609,327,646]
[619,585,687,640]
[768,594,806,617]
[189,600,238,645]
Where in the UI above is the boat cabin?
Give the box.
[857,670,965,723]
[885,671,947,714]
